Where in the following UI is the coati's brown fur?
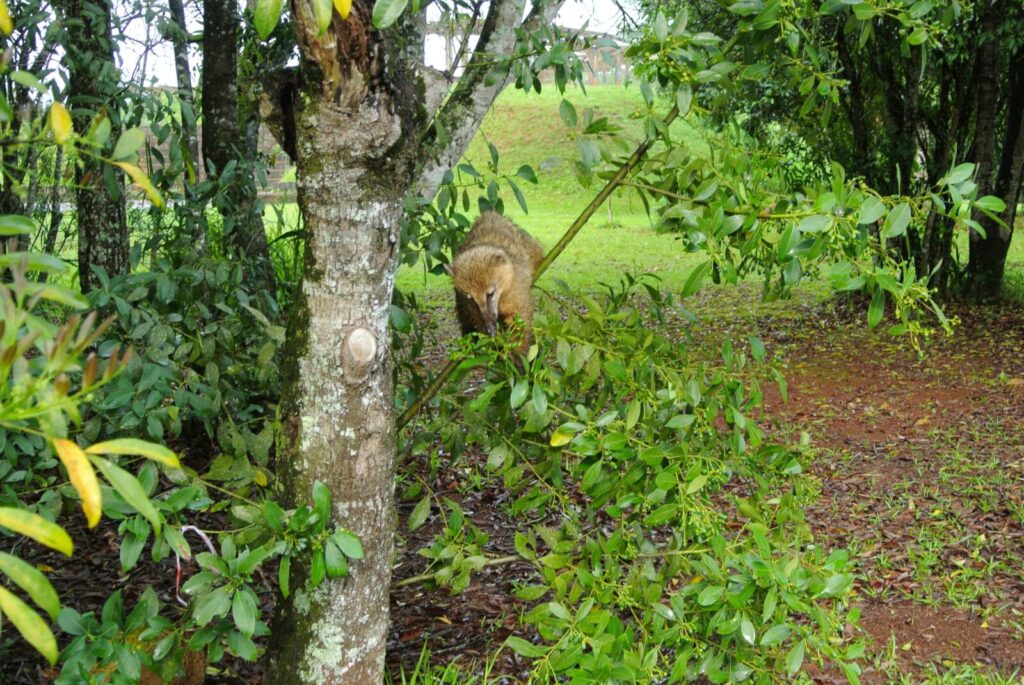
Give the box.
[445,212,545,349]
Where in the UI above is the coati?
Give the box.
[444,212,545,350]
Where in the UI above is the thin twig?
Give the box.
[392,554,522,589]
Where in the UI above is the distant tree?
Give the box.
[201,0,275,288]
[52,0,129,292]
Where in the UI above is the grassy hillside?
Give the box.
[396,84,711,302]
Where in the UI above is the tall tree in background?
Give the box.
[53,0,129,292]
[201,0,275,289]
[259,0,565,679]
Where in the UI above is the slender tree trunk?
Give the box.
[201,0,275,290]
[965,2,1019,301]
[166,0,207,249]
[201,0,238,178]
[53,0,129,292]
[169,0,199,167]
[262,0,565,679]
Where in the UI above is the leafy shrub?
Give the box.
[403,274,862,681]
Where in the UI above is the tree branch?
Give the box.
[413,0,567,200]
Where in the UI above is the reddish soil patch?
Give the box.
[757,301,1024,679]
[858,601,1024,679]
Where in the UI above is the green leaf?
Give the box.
[279,555,291,598]
[882,202,911,239]
[760,623,791,646]
[685,474,708,494]
[676,84,693,116]
[21,282,88,309]
[89,456,163,534]
[371,0,408,28]
[682,260,711,297]
[0,585,57,664]
[193,585,231,625]
[559,99,577,128]
[312,481,331,525]
[974,195,1006,213]
[253,0,285,39]
[944,163,974,185]
[0,214,35,236]
[232,588,258,636]
[111,127,147,162]
[0,251,68,273]
[796,214,830,233]
[408,495,430,531]
[867,287,885,329]
[332,530,363,559]
[324,540,349,577]
[510,380,529,409]
[86,439,179,468]
[857,196,884,225]
[786,639,806,675]
[312,0,332,33]
[505,636,546,658]
[532,384,548,415]
[0,552,60,620]
[697,585,724,606]
[740,615,756,645]
[0,507,73,556]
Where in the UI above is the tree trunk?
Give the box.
[167,0,207,248]
[53,0,129,293]
[201,0,275,289]
[201,0,238,177]
[262,0,567,679]
[965,2,1020,301]
[169,0,200,168]
[264,4,422,681]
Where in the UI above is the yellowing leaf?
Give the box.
[0,585,58,664]
[86,438,179,468]
[111,162,165,209]
[49,103,72,144]
[549,429,574,447]
[333,0,351,18]
[0,551,60,620]
[0,0,12,35]
[0,507,73,556]
[53,439,102,528]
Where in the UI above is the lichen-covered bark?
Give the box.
[53,0,129,293]
[264,2,421,682]
[263,0,568,679]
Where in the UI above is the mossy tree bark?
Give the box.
[262,0,566,680]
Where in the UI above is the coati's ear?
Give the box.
[490,252,509,265]
[443,263,455,277]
